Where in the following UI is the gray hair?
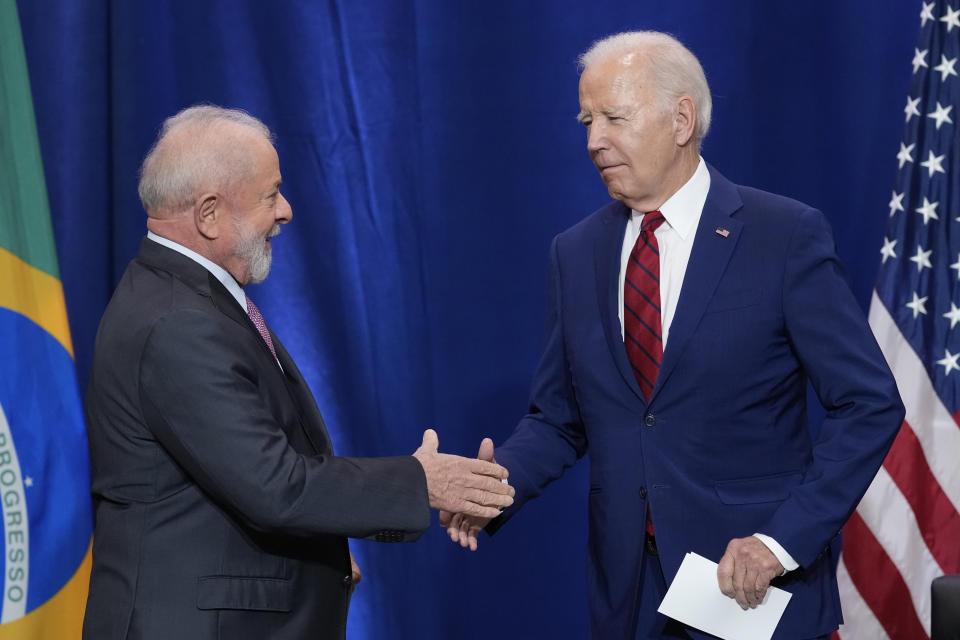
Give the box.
[138,105,273,212]
[579,31,712,144]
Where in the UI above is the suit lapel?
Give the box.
[272,336,333,454]
[215,284,333,455]
[204,277,332,455]
[594,202,648,405]
[206,273,255,332]
[649,167,743,404]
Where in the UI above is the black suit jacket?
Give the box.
[83,238,429,639]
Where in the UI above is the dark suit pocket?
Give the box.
[196,575,293,612]
[713,471,802,504]
[704,287,762,314]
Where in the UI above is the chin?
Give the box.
[607,187,629,203]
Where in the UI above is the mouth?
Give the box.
[598,163,625,173]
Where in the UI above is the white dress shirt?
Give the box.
[617,157,710,347]
[615,159,799,573]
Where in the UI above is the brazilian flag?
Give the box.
[0,2,92,638]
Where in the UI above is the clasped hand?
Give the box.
[436,437,500,551]
[412,429,513,520]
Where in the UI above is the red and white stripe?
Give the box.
[836,293,960,639]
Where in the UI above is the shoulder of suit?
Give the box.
[104,259,222,339]
[706,164,821,225]
[733,183,820,220]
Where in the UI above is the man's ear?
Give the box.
[674,96,697,147]
[195,193,220,240]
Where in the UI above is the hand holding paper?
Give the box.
[658,552,791,640]
[717,536,785,609]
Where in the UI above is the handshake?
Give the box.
[411,429,510,551]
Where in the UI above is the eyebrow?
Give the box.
[577,108,625,123]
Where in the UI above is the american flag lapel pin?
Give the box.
[715,227,730,238]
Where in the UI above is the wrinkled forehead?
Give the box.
[579,55,649,104]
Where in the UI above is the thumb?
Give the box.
[477,437,495,462]
[420,428,439,453]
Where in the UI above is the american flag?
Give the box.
[836,1,960,638]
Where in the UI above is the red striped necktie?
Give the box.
[245,294,278,360]
[624,210,666,402]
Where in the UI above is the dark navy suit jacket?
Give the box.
[490,166,904,639]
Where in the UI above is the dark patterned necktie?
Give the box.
[623,211,666,402]
[245,294,277,360]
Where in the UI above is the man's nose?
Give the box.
[586,123,607,154]
[277,193,293,224]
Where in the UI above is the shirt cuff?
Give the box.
[753,533,799,573]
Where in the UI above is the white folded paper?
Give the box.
[657,552,792,640]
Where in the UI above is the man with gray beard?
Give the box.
[83,105,514,640]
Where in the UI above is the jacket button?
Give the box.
[342,575,352,587]
[639,486,647,498]
[645,414,656,427]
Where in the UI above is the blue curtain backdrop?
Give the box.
[16,1,917,637]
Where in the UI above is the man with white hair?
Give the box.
[443,32,903,639]
[83,105,514,639]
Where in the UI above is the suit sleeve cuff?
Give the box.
[753,533,799,573]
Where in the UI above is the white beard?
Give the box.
[235,222,280,284]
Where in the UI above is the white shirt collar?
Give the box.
[146,231,248,311]
[632,156,711,239]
